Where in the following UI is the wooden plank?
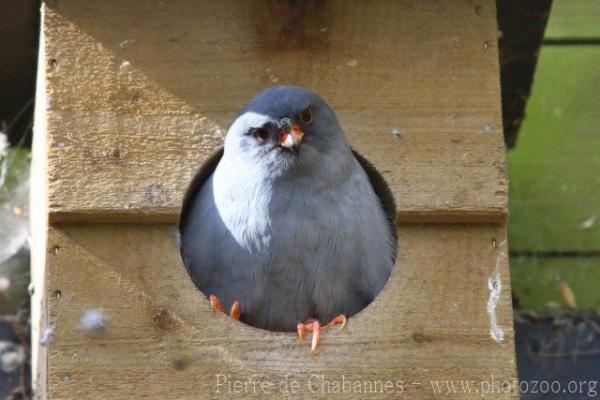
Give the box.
[545,0,600,40]
[31,14,49,398]
[511,257,600,310]
[42,0,507,224]
[41,223,515,399]
[508,47,600,252]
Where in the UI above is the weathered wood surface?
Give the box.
[44,224,516,399]
[42,0,507,224]
[31,15,50,399]
[34,1,517,398]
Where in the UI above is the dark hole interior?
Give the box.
[179,148,397,331]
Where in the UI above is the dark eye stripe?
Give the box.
[250,127,269,142]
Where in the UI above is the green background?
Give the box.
[508,0,600,309]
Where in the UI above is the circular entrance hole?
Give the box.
[179,148,397,332]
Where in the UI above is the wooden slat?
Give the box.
[31,11,50,398]
[42,0,507,224]
[43,223,516,399]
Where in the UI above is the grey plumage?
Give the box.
[180,86,396,332]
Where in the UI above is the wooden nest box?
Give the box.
[32,1,517,398]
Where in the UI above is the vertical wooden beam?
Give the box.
[31,4,49,398]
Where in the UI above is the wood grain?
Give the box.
[31,12,49,398]
[33,2,517,398]
[43,223,516,399]
[42,0,507,224]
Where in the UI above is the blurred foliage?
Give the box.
[0,148,30,205]
[0,146,30,312]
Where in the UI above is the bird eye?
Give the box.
[251,128,269,142]
[299,107,313,124]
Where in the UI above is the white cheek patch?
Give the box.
[230,111,273,135]
[225,111,276,156]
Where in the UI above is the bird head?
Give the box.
[223,86,352,178]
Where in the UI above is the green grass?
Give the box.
[545,0,600,39]
[507,46,600,253]
[508,43,600,310]
[511,257,600,309]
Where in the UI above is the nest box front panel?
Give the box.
[44,224,515,399]
[43,0,506,224]
[34,1,516,399]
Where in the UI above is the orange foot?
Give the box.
[209,294,240,320]
[297,314,347,353]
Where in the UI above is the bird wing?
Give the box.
[352,150,397,234]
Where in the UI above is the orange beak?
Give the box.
[278,124,304,153]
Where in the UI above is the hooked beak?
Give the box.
[278,124,304,154]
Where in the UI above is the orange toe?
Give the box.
[311,320,321,353]
[209,295,241,321]
[209,295,225,314]
[297,315,347,354]
[230,301,241,320]
[324,314,347,330]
